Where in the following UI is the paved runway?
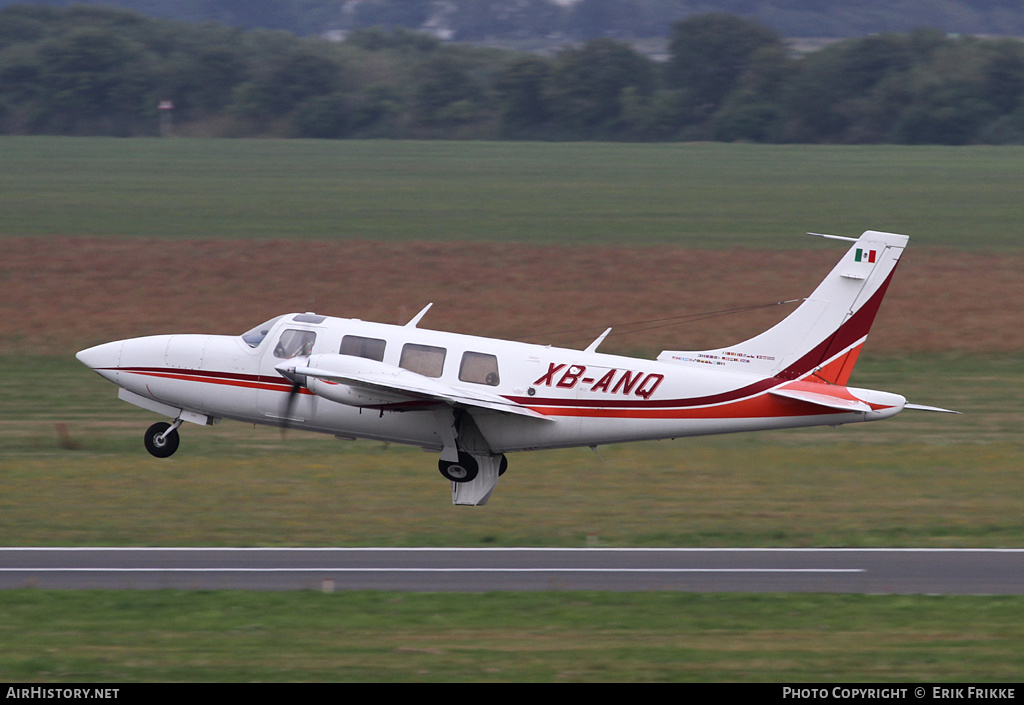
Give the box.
[2,548,1023,593]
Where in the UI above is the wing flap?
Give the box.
[289,357,550,420]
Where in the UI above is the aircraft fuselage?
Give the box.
[77,314,905,455]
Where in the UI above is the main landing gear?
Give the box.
[144,420,181,458]
[438,452,507,483]
[437,410,507,505]
[439,451,508,506]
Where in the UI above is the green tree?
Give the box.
[293,92,350,138]
[345,26,441,53]
[35,26,154,134]
[708,42,793,142]
[979,39,1024,114]
[232,47,342,122]
[496,54,551,136]
[710,90,782,142]
[412,52,487,126]
[347,84,405,136]
[544,37,655,137]
[891,40,1000,145]
[783,33,928,142]
[665,14,783,114]
[160,46,247,117]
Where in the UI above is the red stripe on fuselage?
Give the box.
[100,367,313,394]
[526,394,866,420]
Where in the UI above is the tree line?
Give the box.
[2,5,1024,144]
[8,0,1024,41]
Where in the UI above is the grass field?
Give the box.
[2,137,1024,247]
[2,591,1024,682]
[1,137,1022,681]
[2,354,1020,548]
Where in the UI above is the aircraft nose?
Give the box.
[76,341,122,371]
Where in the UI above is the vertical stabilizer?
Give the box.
[657,230,908,384]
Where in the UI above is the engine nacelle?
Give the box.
[306,376,415,408]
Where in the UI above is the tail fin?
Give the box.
[657,230,908,385]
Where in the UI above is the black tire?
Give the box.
[498,454,508,477]
[144,422,179,458]
[438,452,479,483]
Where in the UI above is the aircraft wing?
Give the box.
[288,357,550,420]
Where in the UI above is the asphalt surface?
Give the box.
[2,548,1023,593]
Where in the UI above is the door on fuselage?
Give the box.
[256,324,322,426]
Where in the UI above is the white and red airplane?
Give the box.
[77,230,953,505]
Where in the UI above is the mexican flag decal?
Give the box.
[855,248,877,263]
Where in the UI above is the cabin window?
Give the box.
[293,313,326,324]
[459,351,500,386]
[240,316,282,348]
[400,343,446,378]
[273,329,316,359]
[340,335,386,362]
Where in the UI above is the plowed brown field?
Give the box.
[4,237,1020,357]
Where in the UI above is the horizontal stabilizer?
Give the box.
[769,386,872,413]
[904,403,962,414]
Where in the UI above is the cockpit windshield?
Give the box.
[240,316,283,348]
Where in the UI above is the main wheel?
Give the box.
[144,421,179,458]
[439,452,479,483]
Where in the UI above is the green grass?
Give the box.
[1,354,1019,548]
[3,137,1024,247]
[1,591,1023,682]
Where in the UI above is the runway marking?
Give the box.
[0,568,865,573]
[5,549,1020,593]
[4,547,1024,552]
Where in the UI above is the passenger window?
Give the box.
[400,343,446,378]
[273,329,316,359]
[459,351,500,386]
[340,335,386,362]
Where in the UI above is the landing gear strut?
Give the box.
[144,420,181,458]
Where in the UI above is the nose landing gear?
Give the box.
[144,420,181,458]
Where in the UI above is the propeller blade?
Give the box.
[280,379,302,437]
[274,361,307,437]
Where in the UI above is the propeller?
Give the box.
[274,361,307,437]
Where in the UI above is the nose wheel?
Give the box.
[144,421,180,458]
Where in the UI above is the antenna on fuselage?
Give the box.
[584,327,612,353]
[405,303,433,328]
